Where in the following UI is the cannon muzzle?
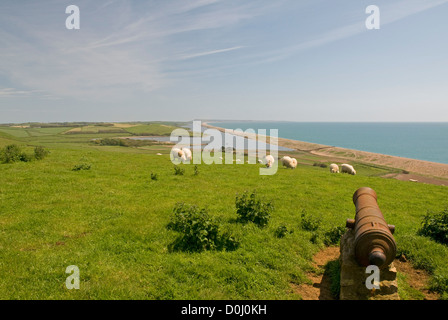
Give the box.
[346,187,396,269]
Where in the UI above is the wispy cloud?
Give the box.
[176,46,245,60]
[0,0,446,105]
[0,0,267,101]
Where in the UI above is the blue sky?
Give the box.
[1,0,447,123]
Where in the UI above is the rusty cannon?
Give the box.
[346,187,396,269]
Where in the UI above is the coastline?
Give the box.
[202,122,448,182]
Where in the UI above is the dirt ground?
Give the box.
[293,246,439,300]
[382,172,448,186]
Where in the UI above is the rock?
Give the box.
[339,229,399,300]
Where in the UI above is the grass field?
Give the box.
[0,123,447,300]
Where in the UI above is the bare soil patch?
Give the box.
[292,246,339,300]
[382,173,448,186]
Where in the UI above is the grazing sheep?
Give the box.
[171,148,186,163]
[281,156,297,169]
[181,147,192,162]
[329,163,339,173]
[156,153,162,156]
[264,155,275,168]
[291,158,297,169]
[341,163,356,175]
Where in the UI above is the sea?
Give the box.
[207,122,448,165]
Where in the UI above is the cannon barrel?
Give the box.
[346,187,396,269]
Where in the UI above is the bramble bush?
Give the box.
[323,226,346,246]
[72,163,91,171]
[167,203,239,252]
[300,210,321,232]
[274,225,293,238]
[235,190,273,227]
[34,146,50,160]
[0,144,49,163]
[418,208,448,245]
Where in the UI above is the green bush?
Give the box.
[235,190,273,227]
[34,146,50,160]
[323,226,346,246]
[93,138,157,147]
[300,210,321,232]
[274,225,293,238]
[0,144,35,163]
[418,208,448,245]
[167,203,239,252]
[18,152,33,162]
[72,163,91,171]
[1,144,23,163]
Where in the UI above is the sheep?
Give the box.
[341,163,356,175]
[291,158,297,169]
[264,155,275,168]
[181,147,192,162]
[156,153,162,156]
[329,163,339,173]
[281,156,297,169]
[171,147,186,163]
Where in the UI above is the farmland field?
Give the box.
[0,123,447,300]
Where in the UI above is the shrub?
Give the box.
[167,203,239,252]
[300,210,321,232]
[235,190,273,227]
[174,165,185,176]
[274,225,293,238]
[72,163,91,171]
[0,144,34,163]
[323,226,346,246]
[418,208,448,245]
[150,172,158,181]
[18,152,33,162]
[1,144,23,163]
[93,138,157,147]
[34,146,50,160]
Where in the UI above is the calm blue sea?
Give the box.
[207,122,448,164]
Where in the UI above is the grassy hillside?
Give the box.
[0,124,447,299]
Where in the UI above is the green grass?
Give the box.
[0,124,447,299]
[124,123,188,136]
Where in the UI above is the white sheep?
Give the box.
[264,155,275,168]
[291,158,297,169]
[329,163,339,173]
[171,148,186,163]
[281,156,297,169]
[341,163,356,175]
[181,147,192,162]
